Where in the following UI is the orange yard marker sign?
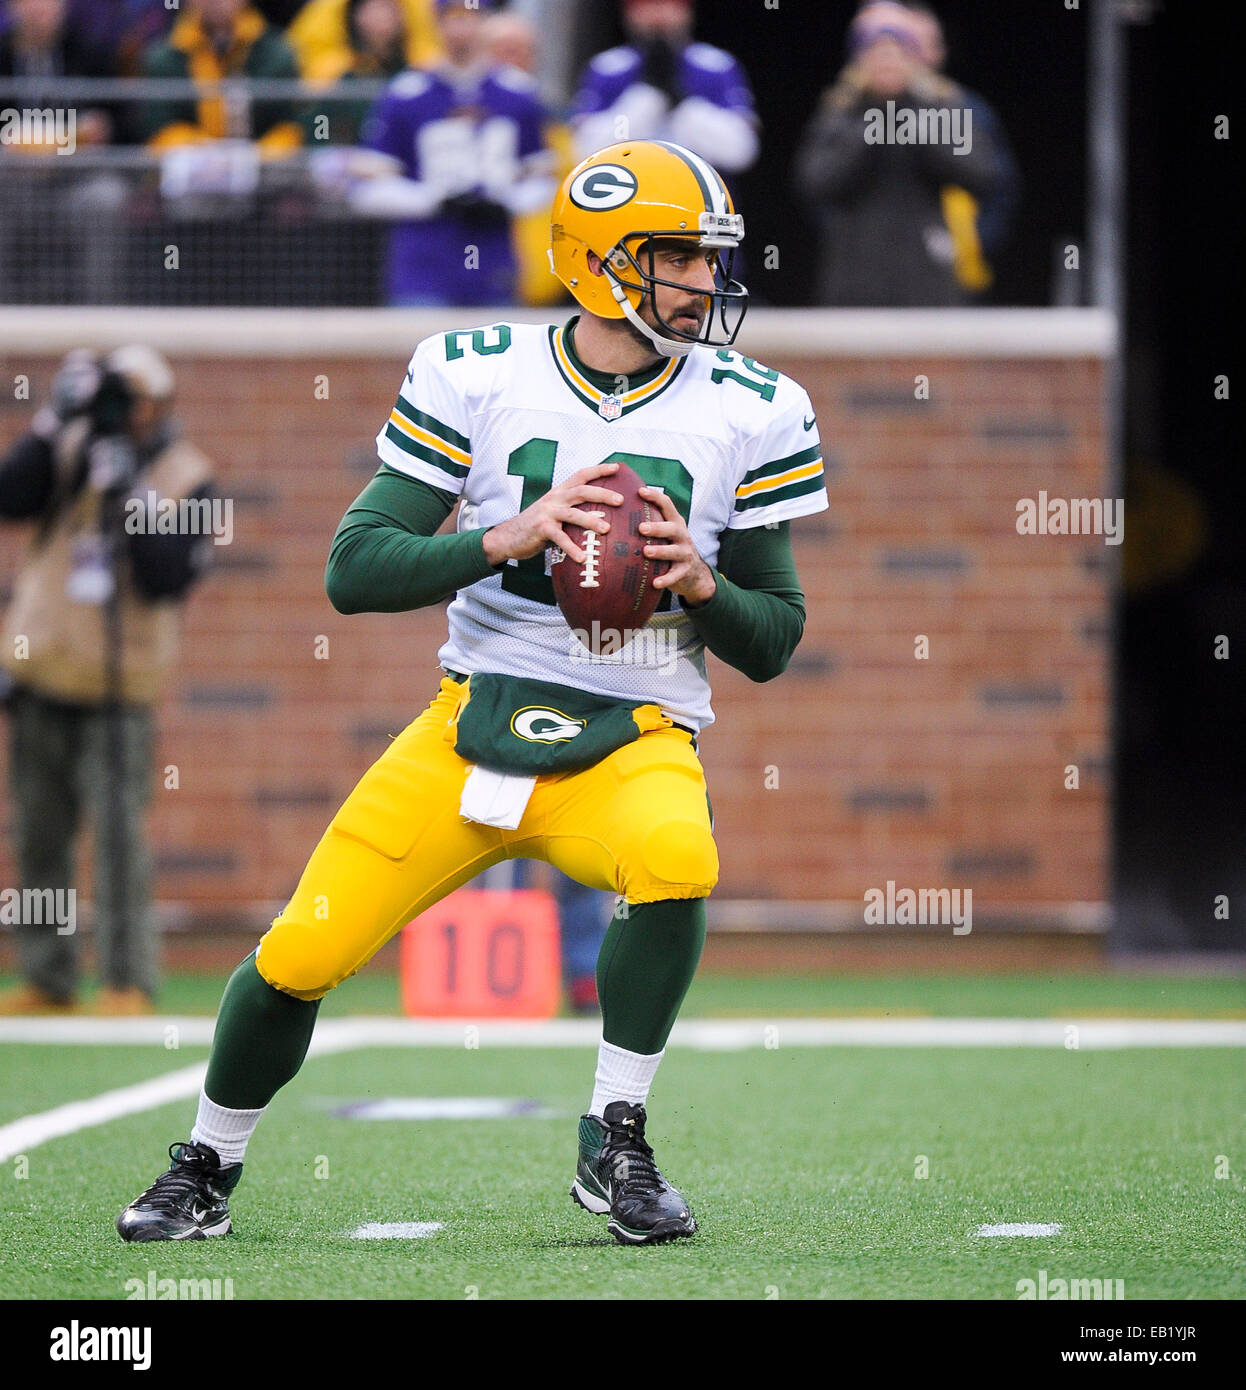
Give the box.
[401,889,561,1018]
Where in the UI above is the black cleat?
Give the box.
[117,1141,242,1242]
[570,1101,697,1245]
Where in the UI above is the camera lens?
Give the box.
[90,373,134,435]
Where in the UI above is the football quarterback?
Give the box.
[118,140,828,1247]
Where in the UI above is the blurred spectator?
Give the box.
[300,0,406,83]
[351,0,555,307]
[480,6,532,73]
[570,0,758,175]
[300,0,409,146]
[287,0,440,78]
[57,1,174,77]
[482,6,572,307]
[0,0,129,303]
[907,2,1020,281]
[139,0,303,153]
[793,1,1007,306]
[0,0,117,148]
[254,1,306,24]
[0,347,216,1016]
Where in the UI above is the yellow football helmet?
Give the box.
[549,140,748,358]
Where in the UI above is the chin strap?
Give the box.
[610,277,697,359]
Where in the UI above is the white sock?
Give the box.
[589,1040,664,1117]
[190,1091,265,1166]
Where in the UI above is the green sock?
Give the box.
[596,898,707,1055]
[203,951,320,1110]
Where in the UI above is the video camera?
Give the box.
[51,349,137,438]
[86,370,137,437]
[46,350,141,495]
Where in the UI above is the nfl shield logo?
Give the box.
[598,393,623,421]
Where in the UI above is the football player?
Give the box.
[118,139,828,1247]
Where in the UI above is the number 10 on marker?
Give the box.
[401,889,561,1018]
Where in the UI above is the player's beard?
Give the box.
[632,293,706,354]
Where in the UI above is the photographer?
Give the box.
[0,347,216,1016]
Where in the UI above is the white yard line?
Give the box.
[1,1015,1242,1165]
[975,1223,1064,1238]
[0,1060,209,1164]
[350,1222,444,1239]
[2,1016,1244,1049]
[0,1026,363,1164]
[0,1017,218,1046]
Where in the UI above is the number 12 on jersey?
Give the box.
[500,438,694,607]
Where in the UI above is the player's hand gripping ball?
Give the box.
[550,460,670,655]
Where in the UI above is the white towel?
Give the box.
[458,765,537,830]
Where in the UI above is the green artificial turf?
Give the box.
[5,968,1240,1019]
[2,1039,1242,1300]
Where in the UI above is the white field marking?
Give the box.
[0,1026,362,1164]
[2,1016,1246,1050]
[975,1223,1064,1238]
[1,1015,1242,1164]
[0,1016,217,1045]
[329,1097,561,1120]
[351,1222,443,1239]
[0,1060,209,1164]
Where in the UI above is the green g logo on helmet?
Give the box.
[568,164,639,212]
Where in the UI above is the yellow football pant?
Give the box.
[257,679,718,1000]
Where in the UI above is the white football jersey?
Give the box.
[374,320,828,730]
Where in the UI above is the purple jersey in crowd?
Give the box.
[572,41,755,123]
[361,65,549,306]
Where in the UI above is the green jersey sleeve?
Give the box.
[679,521,807,682]
[325,466,498,614]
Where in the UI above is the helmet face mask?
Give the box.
[604,231,749,354]
[550,141,750,359]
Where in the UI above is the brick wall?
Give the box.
[0,342,1110,924]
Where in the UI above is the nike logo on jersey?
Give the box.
[803,416,816,431]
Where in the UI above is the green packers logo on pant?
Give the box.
[510,707,586,743]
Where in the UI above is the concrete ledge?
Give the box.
[0,306,1118,360]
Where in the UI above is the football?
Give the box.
[549,460,670,654]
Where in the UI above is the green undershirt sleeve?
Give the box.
[325,466,499,614]
[327,468,809,683]
[679,521,807,683]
